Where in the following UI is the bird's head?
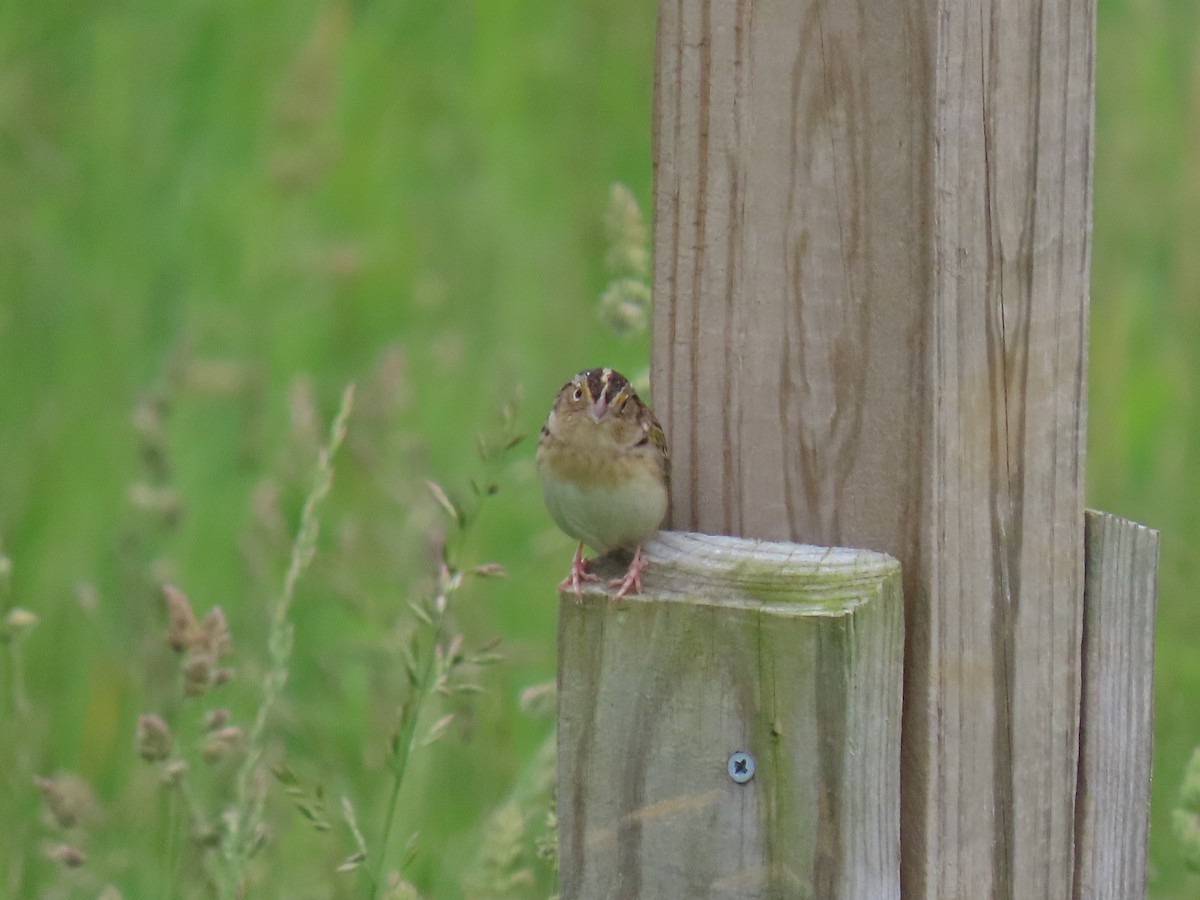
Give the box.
[538,366,669,486]
[555,368,638,425]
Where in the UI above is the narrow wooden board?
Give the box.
[1073,510,1159,899]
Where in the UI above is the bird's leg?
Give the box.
[609,545,649,601]
[558,541,601,602]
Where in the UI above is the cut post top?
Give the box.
[578,530,900,614]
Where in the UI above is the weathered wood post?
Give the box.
[557,0,1159,897]
[1074,512,1159,899]
[558,535,903,897]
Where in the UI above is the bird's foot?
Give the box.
[608,545,649,602]
[559,543,601,603]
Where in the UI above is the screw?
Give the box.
[727,751,755,784]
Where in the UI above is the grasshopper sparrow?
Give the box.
[536,368,669,600]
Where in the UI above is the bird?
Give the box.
[536,368,670,601]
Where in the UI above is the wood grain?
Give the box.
[1074,511,1159,899]
[557,532,903,899]
[650,1,1093,896]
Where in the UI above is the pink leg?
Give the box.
[558,541,601,602]
[608,545,649,601]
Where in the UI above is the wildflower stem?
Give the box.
[363,398,520,898]
[368,604,446,900]
[163,787,182,898]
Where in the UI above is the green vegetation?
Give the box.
[0,0,1197,897]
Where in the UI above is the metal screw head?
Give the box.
[727,751,755,784]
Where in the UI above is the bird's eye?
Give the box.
[572,388,583,401]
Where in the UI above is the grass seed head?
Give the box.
[135,715,173,762]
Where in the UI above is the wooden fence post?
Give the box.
[554,0,1159,896]
[641,0,1153,898]
[557,534,903,898]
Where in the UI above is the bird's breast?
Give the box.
[537,458,667,553]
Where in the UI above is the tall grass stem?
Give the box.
[221,384,355,898]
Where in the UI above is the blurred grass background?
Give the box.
[0,0,1197,896]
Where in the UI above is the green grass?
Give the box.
[1,0,1198,896]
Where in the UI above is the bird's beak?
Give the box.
[589,394,608,422]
